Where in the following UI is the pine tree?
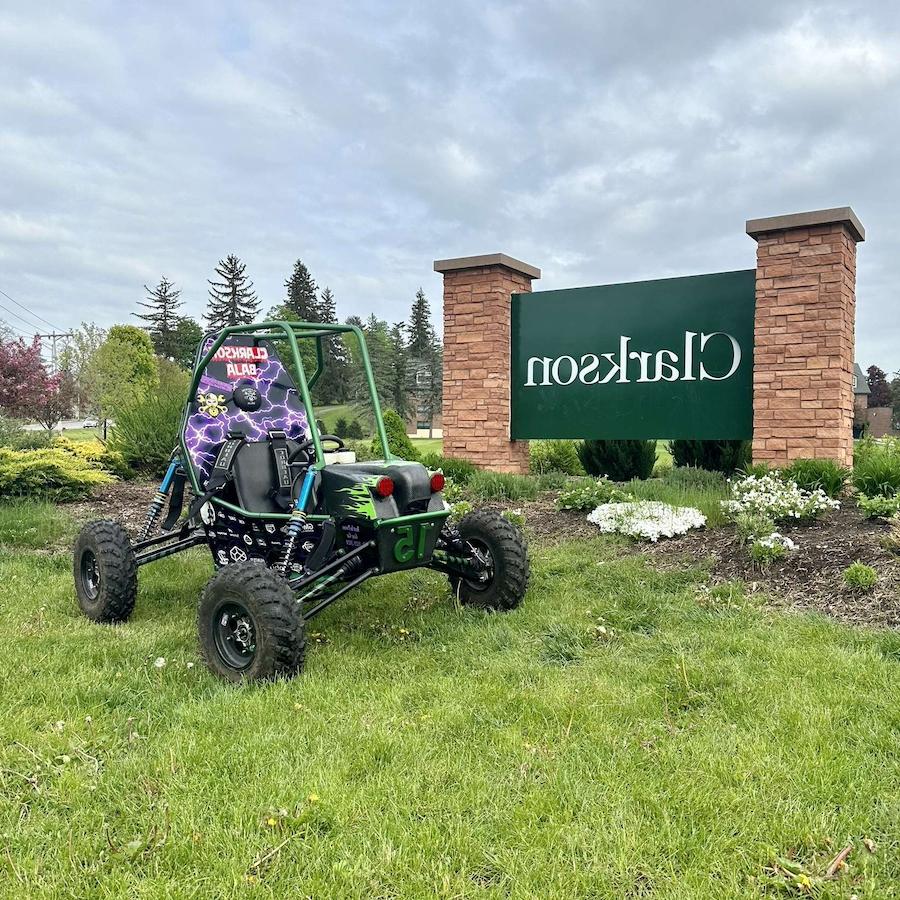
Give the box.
[388,322,409,419]
[405,287,442,435]
[407,287,434,357]
[206,255,259,330]
[134,277,184,358]
[284,260,320,322]
[313,286,349,404]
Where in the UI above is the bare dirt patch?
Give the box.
[66,479,160,536]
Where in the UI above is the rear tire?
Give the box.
[450,509,530,611]
[198,561,306,682]
[73,520,138,623]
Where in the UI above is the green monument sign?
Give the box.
[510,269,755,440]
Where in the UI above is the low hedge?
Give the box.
[52,436,131,479]
[0,447,112,501]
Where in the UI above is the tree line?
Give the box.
[0,254,442,433]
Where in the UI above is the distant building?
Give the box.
[853,362,870,416]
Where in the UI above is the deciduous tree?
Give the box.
[867,365,892,407]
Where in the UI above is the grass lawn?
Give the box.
[315,404,372,435]
[2,504,899,895]
[410,436,442,456]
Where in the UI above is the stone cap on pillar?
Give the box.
[746,207,865,243]
[433,253,541,280]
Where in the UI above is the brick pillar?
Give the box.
[746,207,864,466]
[435,253,540,473]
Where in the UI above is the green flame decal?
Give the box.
[338,477,380,519]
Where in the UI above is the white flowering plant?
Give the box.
[749,532,796,566]
[722,473,839,522]
[587,501,706,541]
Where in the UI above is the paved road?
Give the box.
[23,419,109,432]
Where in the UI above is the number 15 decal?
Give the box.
[393,523,434,563]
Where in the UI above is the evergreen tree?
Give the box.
[407,287,434,357]
[284,259,320,322]
[206,255,259,330]
[388,322,410,420]
[405,287,442,435]
[134,277,184,358]
[313,286,349,404]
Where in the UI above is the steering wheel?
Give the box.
[288,434,345,463]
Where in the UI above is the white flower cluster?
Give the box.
[756,532,796,552]
[722,473,839,521]
[587,501,706,541]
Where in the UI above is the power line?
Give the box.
[0,299,44,334]
[0,286,64,332]
[0,317,34,339]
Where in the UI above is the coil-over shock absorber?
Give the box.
[139,457,180,541]
[276,469,317,576]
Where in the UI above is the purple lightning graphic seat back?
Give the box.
[183,334,311,485]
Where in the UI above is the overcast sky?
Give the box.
[1,1,898,369]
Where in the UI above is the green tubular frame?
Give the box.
[179,321,393,517]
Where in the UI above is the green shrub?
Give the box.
[843,561,877,591]
[0,447,112,501]
[462,471,565,502]
[577,439,656,482]
[857,493,900,519]
[557,477,634,511]
[659,466,727,490]
[669,439,751,474]
[420,453,479,485]
[346,419,364,440]
[334,416,349,437]
[734,511,776,544]
[52,436,130,479]
[853,438,900,497]
[749,533,795,567]
[741,462,773,478]
[530,440,584,476]
[782,458,849,499]
[344,438,378,462]
[108,360,190,476]
[373,409,419,461]
[0,416,52,450]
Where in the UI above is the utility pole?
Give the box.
[35,331,73,373]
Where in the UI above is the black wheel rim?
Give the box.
[80,549,101,601]
[212,599,258,670]
[464,538,495,592]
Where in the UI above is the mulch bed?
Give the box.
[67,484,900,630]
[640,505,900,629]
[67,479,161,537]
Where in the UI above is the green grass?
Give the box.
[410,437,442,455]
[0,501,73,549]
[315,404,372,435]
[56,427,103,441]
[2,512,900,896]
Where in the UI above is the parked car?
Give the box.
[82,418,99,428]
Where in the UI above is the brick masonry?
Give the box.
[435,254,539,473]
[747,208,864,466]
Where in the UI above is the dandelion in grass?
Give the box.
[153,657,167,669]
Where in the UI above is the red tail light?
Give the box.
[430,472,445,493]
[375,476,394,498]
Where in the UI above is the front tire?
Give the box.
[450,509,530,611]
[198,561,306,682]
[73,520,137,623]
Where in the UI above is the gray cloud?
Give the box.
[1,0,898,370]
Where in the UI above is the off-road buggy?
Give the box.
[73,321,529,681]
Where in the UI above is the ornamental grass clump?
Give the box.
[843,561,877,591]
[722,472,839,522]
[587,501,706,541]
